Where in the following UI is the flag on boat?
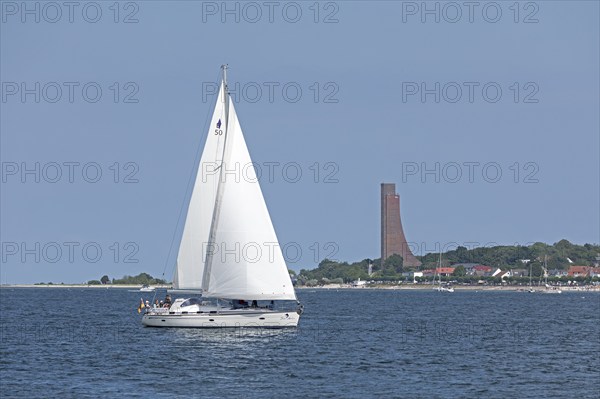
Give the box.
[137,298,145,313]
[567,257,574,264]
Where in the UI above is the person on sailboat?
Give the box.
[233,300,249,309]
[164,294,172,308]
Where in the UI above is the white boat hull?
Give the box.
[142,309,300,328]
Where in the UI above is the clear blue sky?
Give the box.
[1,1,599,283]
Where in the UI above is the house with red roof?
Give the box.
[421,267,456,277]
[567,266,591,277]
[436,267,455,277]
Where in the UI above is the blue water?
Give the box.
[1,288,599,398]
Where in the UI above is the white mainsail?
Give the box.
[173,83,226,290]
[201,97,296,300]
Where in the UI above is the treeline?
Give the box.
[299,258,374,284]
[87,273,167,285]
[297,240,599,283]
[418,240,599,270]
[298,254,405,284]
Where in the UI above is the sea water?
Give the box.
[0,288,598,398]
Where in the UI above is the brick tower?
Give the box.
[381,183,421,267]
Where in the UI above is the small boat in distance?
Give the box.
[142,66,302,328]
[140,285,155,292]
[540,255,562,294]
[527,262,536,293]
[433,252,454,293]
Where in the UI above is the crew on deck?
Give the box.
[163,294,172,308]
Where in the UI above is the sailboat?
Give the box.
[540,255,562,294]
[142,66,302,328]
[527,262,536,293]
[139,284,155,292]
[433,252,454,293]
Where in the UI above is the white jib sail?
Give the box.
[202,97,296,300]
[174,83,227,290]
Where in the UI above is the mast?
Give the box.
[222,64,229,130]
[544,255,548,285]
[529,263,532,287]
[438,251,441,287]
[202,65,230,292]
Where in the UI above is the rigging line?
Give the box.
[161,69,223,281]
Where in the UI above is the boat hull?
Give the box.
[141,309,300,328]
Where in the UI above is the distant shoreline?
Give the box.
[0,284,172,289]
[297,284,600,292]
[2,283,598,292]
